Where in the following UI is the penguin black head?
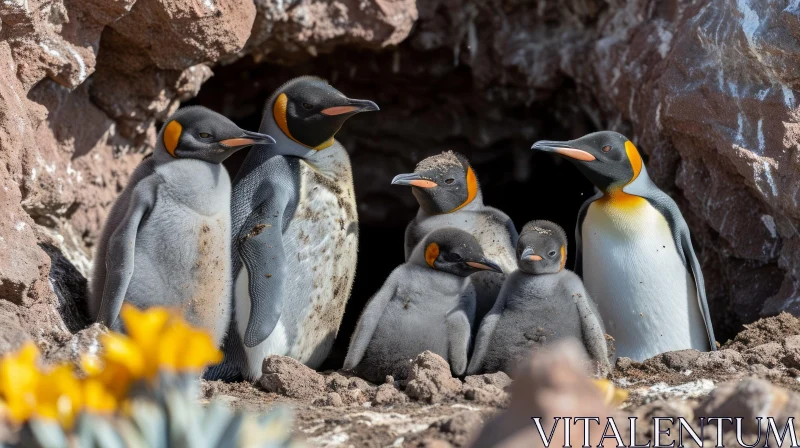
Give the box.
[531,131,644,193]
[391,151,480,214]
[270,76,379,150]
[516,220,568,275]
[157,106,276,163]
[420,227,502,277]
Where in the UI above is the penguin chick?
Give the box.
[210,76,378,382]
[88,106,276,345]
[391,151,518,325]
[467,220,610,375]
[343,227,502,383]
[532,132,715,361]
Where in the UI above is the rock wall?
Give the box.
[0,0,797,352]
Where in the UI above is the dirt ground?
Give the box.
[198,313,800,447]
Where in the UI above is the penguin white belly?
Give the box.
[582,198,708,362]
[129,183,232,346]
[235,159,357,377]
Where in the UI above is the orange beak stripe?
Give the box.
[466,261,494,270]
[553,147,596,161]
[163,120,182,158]
[559,245,567,270]
[529,255,543,261]
[321,105,359,116]
[220,138,256,147]
[410,180,438,188]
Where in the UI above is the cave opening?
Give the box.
[188,47,604,369]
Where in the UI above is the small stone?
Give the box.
[661,349,702,371]
[313,392,344,407]
[691,349,745,371]
[464,371,512,391]
[615,357,634,371]
[258,356,325,399]
[385,375,395,384]
[463,384,509,406]
[782,335,800,368]
[373,383,408,405]
[743,342,784,368]
[404,351,462,403]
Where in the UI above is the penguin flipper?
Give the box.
[343,270,401,371]
[568,275,610,369]
[96,175,159,326]
[623,170,717,351]
[466,279,507,375]
[446,282,476,377]
[238,201,289,348]
[574,189,603,277]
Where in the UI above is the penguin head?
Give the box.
[391,151,480,214]
[516,220,568,275]
[531,131,644,193]
[420,227,503,277]
[269,76,379,151]
[157,106,276,163]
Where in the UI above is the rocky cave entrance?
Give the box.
[186,46,624,368]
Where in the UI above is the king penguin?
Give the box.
[391,151,518,323]
[88,106,276,345]
[209,76,379,381]
[467,220,609,375]
[343,227,502,383]
[532,131,716,361]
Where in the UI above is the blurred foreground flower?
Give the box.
[0,305,301,448]
[592,379,628,407]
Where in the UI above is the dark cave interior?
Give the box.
[186,46,673,369]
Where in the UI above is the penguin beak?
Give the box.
[220,130,277,148]
[465,259,503,273]
[520,247,542,261]
[391,173,438,188]
[532,140,596,162]
[321,98,380,116]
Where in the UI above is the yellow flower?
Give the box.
[592,379,628,407]
[156,320,222,372]
[0,342,40,424]
[34,364,82,428]
[120,306,171,378]
[82,379,116,414]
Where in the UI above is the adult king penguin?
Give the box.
[532,131,716,361]
[89,106,276,344]
[210,76,378,381]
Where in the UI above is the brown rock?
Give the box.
[431,411,483,446]
[258,356,325,399]
[373,383,408,406]
[725,313,800,352]
[464,371,512,391]
[696,379,800,434]
[691,349,746,372]
[0,301,32,356]
[404,351,462,403]
[463,384,509,407]
[660,349,702,371]
[782,335,800,368]
[743,342,785,368]
[313,392,345,407]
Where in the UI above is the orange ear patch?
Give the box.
[450,166,479,212]
[559,245,567,271]
[425,243,439,268]
[273,93,291,140]
[625,141,643,184]
[163,120,182,158]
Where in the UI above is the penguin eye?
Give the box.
[601,145,612,153]
[445,178,455,184]
[548,250,557,257]
[449,252,463,261]
[199,133,211,139]
[302,103,314,110]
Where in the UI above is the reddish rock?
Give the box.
[258,356,326,399]
[404,351,462,403]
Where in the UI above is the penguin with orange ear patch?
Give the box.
[391,151,518,326]
[467,220,609,375]
[532,131,716,362]
[343,227,502,383]
[88,106,276,343]
[207,77,379,381]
